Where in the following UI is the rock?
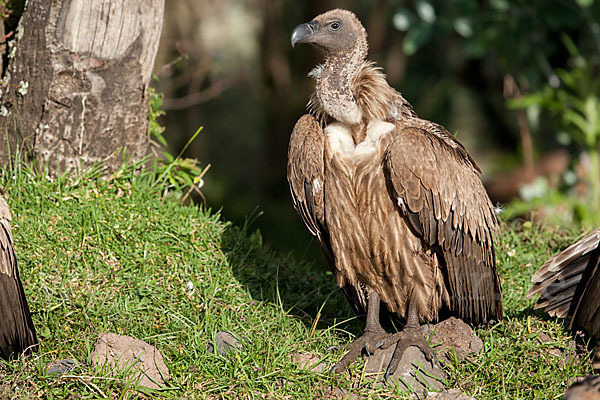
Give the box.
[207,331,243,356]
[46,359,78,376]
[426,388,476,399]
[319,384,359,399]
[362,318,483,394]
[364,344,446,394]
[289,352,328,373]
[421,317,483,364]
[535,331,580,367]
[90,333,170,390]
[537,332,553,344]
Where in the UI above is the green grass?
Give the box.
[0,162,594,399]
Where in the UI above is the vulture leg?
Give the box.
[330,289,387,373]
[381,294,440,380]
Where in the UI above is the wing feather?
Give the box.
[383,123,502,324]
[528,229,600,338]
[287,115,325,240]
[0,196,37,359]
[527,229,600,318]
[287,114,368,315]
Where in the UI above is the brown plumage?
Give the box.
[0,195,37,359]
[528,228,600,367]
[563,376,600,400]
[289,9,502,374]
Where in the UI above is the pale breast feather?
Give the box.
[367,120,395,141]
[326,119,395,160]
[325,123,355,157]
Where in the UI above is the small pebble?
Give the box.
[207,331,243,355]
[46,359,77,376]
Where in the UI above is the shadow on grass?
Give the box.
[220,223,362,334]
[510,305,544,320]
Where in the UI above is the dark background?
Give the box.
[152,0,600,262]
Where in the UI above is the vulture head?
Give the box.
[291,9,368,58]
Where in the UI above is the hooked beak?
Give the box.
[291,21,319,47]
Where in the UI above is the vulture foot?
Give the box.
[330,328,388,373]
[382,326,441,381]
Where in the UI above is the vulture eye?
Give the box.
[329,21,341,31]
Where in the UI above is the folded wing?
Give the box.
[0,196,37,359]
[383,123,502,324]
[287,114,367,315]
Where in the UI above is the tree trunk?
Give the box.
[0,0,164,175]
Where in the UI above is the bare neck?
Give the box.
[314,42,368,125]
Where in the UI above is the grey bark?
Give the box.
[0,0,164,175]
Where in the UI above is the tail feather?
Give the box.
[532,230,600,283]
[569,251,600,337]
[528,228,600,329]
[539,288,576,317]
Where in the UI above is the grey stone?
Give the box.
[207,331,243,356]
[426,388,476,399]
[364,345,447,394]
[289,352,328,373]
[90,333,170,390]
[46,359,78,376]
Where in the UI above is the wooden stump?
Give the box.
[0,0,164,175]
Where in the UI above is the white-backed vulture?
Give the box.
[288,9,503,375]
[528,228,600,368]
[0,195,37,359]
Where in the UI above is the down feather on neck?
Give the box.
[308,61,416,127]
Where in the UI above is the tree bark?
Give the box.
[0,0,164,175]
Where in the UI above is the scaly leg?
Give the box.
[376,292,440,380]
[330,289,388,373]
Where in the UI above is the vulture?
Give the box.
[0,195,37,359]
[528,228,600,368]
[288,9,502,376]
[563,375,600,400]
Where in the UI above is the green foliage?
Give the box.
[507,36,600,227]
[0,1,9,18]
[394,0,598,88]
[147,85,209,202]
[150,126,210,202]
[148,85,167,147]
[394,1,600,228]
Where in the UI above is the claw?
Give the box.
[330,329,389,373]
[325,345,340,353]
[424,348,434,361]
[383,369,392,382]
[419,341,442,368]
[381,328,442,382]
[385,349,402,378]
[365,342,372,357]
